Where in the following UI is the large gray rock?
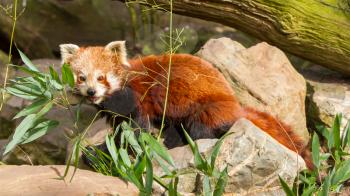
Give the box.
[302,64,350,130]
[153,118,305,195]
[0,165,139,196]
[197,37,309,144]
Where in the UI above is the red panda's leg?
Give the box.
[163,121,188,148]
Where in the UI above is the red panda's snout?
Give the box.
[73,70,123,104]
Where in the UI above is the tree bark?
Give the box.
[120,0,350,75]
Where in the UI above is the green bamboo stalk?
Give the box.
[0,0,18,111]
[158,0,173,141]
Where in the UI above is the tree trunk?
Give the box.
[119,0,350,75]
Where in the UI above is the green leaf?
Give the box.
[318,171,332,196]
[49,66,61,83]
[62,63,75,88]
[154,154,172,175]
[105,134,144,190]
[17,49,39,72]
[12,84,42,96]
[319,153,331,162]
[12,65,43,78]
[301,185,316,196]
[333,114,342,151]
[49,66,63,90]
[145,155,153,196]
[213,167,228,196]
[4,114,37,154]
[312,133,321,169]
[203,175,211,196]
[134,155,147,180]
[3,101,53,155]
[181,125,207,170]
[317,124,334,150]
[331,159,350,186]
[105,134,119,166]
[122,125,143,155]
[119,148,132,167]
[209,132,231,170]
[70,138,81,182]
[141,132,175,167]
[13,98,48,119]
[35,101,54,117]
[299,171,317,185]
[21,120,58,144]
[342,119,350,149]
[167,177,179,196]
[279,176,295,196]
[6,87,37,100]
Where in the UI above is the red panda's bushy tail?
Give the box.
[242,107,313,169]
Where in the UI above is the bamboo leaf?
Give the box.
[145,155,153,196]
[119,148,131,167]
[209,132,231,170]
[122,124,143,155]
[167,177,179,196]
[17,49,39,72]
[318,171,332,196]
[105,134,119,166]
[203,175,211,196]
[333,114,342,151]
[141,132,175,167]
[21,120,58,144]
[342,119,350,149]
[70,138,81,182]
[49,66,61,83]
[6,87,37,100]
[331,159,350,186]
[279,176,295,196]
[49,66,63,90]
[301,185,316,196]
[3,101,53,155]
[3,114,37,154]
[61,63,75,88]
[13,98,48,119]
[11,83,43,97]
[134,155,147,180]
[213,167,228,196]
[312,133,321,169]
[181,125,206,170]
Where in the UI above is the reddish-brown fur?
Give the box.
[66,45,312,168]
[125,54,312,168]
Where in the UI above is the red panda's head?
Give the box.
[59,41,129,104]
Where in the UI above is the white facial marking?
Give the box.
[107,72,122,94]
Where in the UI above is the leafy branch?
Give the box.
[2,49,76,155]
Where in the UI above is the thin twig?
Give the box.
[158,0,173,141]
[0,0,18,111]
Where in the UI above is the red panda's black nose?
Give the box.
[87,88,96,96]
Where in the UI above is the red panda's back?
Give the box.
[127,54,240,119]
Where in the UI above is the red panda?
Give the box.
[60,41,312,168]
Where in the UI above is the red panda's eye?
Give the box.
[97,75,105,82]
[79,76,86,82]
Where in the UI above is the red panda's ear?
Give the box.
[59,44,79,64]
[105,41,130,67]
